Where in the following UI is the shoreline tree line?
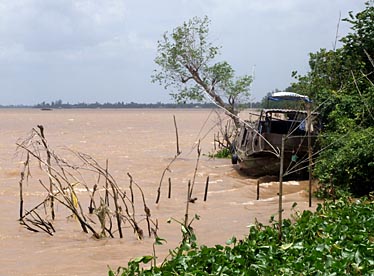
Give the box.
[0,100,262,109]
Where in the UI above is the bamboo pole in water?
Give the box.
[204,176,209,201]
[184,180,191,227]
[168,177,172,199]
[278,136,285,241]
[19,172,24,219]
[18,153,28,219]
[155,115,181,204]
[105,159,110,206]
[307,103,313,207]
[189,140,201,200]
[173,115,181,155]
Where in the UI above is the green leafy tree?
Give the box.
[341,3,374,84]
[152,16,252,126]
[292,2,374,196]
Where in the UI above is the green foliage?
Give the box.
[341,2,374,81]
[290,2,374,196]
[314,127,374,197]
[152,16,252,123]
[208,148,231,159]
[292,1,374,104]
[111,197,374,275]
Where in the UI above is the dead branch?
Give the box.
[127,172,152,238]
[17,125,155,241]
[37,125,55,220]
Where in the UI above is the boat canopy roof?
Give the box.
[263,108,308,114]
[268,92,312,103]
[262,109,319,115]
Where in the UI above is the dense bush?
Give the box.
[292,2,374,196]
[314,127,374,197]
[110,197,374,275]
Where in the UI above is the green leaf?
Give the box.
[155,237,167,245]
[133,255,154,264]
[355,249,362,265]
[181,225,188,234]
[226,236,237,245]
[280,243,293,250]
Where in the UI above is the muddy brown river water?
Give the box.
[0,109,316,275]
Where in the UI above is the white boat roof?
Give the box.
[269,92,311,102]
[264,109,308,114]
[262,109,319,115]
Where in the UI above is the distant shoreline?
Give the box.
[0,101,261,109]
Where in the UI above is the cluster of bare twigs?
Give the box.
[17,125,157,240]
[212,113,236,152]
[17,113,213,245]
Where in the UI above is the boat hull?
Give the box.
[233,109,320,177]
[237,154,280,176]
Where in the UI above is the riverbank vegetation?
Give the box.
[111,3,374,274]
[110,196,374,275]
[292,2,374,197]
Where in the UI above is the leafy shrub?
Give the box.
[314,127,374,197]
[208,147,231,159]
[290,3,374,197]
[110,197,374,275]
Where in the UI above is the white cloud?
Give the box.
[0,0,128,53]
[0,0,368,105]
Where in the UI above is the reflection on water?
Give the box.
[0,109,316,276]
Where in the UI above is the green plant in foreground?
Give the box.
[110,196,374,275]
[208,147,231,159]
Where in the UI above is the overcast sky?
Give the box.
[0,0,366,105]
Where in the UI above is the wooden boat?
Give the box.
[232,92,320,177]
